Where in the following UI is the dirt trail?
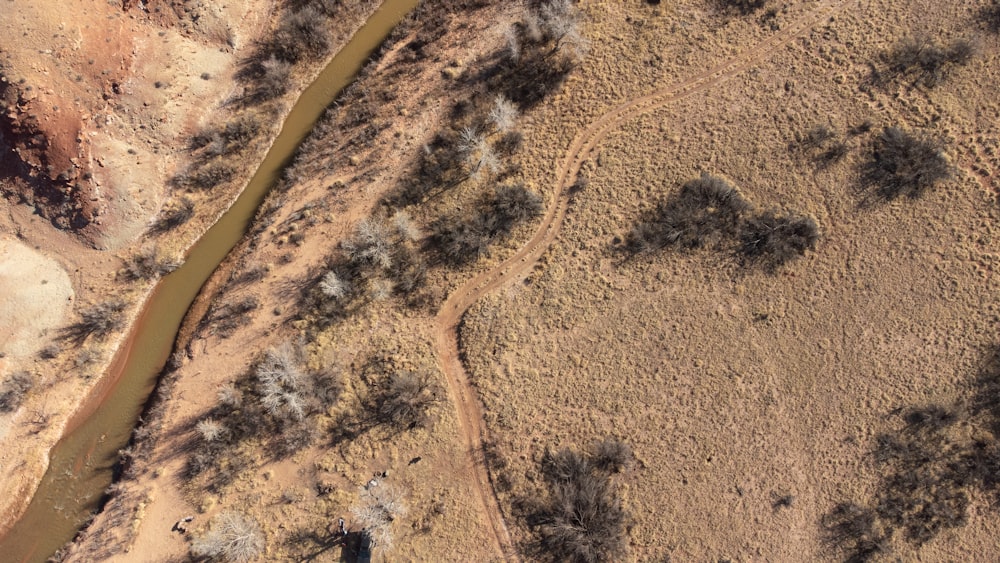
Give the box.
[432,1,848,559]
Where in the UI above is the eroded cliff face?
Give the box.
[0,0,268,248]
[1,74,97,230]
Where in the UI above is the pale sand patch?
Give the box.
[0,236,73,362]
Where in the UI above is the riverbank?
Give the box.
[0,0,383,558]
[67,0,521,559]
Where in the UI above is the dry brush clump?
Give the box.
[738,211,819,271]
[304,212,427,326]
[490,0,586,109]
[185,342,341,482]
[190,511,265,563]
[389,92,526,207]
[625,174,752,254]
[623,174,819,270]
[795,124,850,168]
[878,36,976,89]
[862,126,952,201]
[0,371,33,413]
[824,348,1000,562]
[150,196,195,234]
[715,0,769,15]
[59,300,127,346]
[120,246,181,281]
[329,351,442,445]
[524,440,631,563]
[351,483,409,551]
[429,183,543,266]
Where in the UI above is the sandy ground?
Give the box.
[0,236,73,361]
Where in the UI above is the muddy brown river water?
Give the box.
[0,1,419,560]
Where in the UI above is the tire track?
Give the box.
[433,1,847,559]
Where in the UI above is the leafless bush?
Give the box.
[307,214,427,324]
[430,184,543,265]
[738,211,819,270]
[375,371,440,430]
[256,343,310,423]
[196,418,228,443]
[262,6,330,64]
[60,300,127,345]
[529,443,629,562]
[120,246,181,281]
[624,174,752,253]
[591,437,632,474]
[178,160,237,191]
[980,3,1000,33]
[880,36,976,88]
[351,483,408,551]
[151,197,195,234]
[488,94,519,133]
[863,126,952,200]
[716,0,768,15]
[0,371,32,413]
[253,56,293,102]
[190,511,265,562]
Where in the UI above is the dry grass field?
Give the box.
[460,0,1000,560]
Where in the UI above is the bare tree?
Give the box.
[458,127,500,180]
[540,0,589,59]
[318,270,349,300]
[256,343,309,422]
[489,94,519,133]
[190,511,265,562]
[351,483,408,551]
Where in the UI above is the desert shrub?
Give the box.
[191,115,262,157]
[305,213,427,325]
[179,160,237,190]
[822,503,889,563]
[591,437,632,474]
[825,349,1000,563]
[530,444,629,563]
[797,125,850,167]
[716,0,768,14]
[120,247,181,281]
[0,371,32,413]
[881,37,975,88]
[262,6,330,64]
[351,483,408,551]
[738,211,819,269]
[151,197,195,234]
[430,184,543,265]
[375,371,439,430]
[205,296,260,338]
[486,0,586,108]
[488,94,519,133]
[980,3,1000,33]
[251,56,293,102]
[255,343,311,423]
[625,174,752,253]
[458,127,501,180]
[863,127,951,200]
[60,300,127,345]
[190,511,265,562]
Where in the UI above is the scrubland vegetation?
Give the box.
[52,0,1000,561]
[825,349,1000,562]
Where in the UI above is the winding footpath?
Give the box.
[433,1,849,559]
